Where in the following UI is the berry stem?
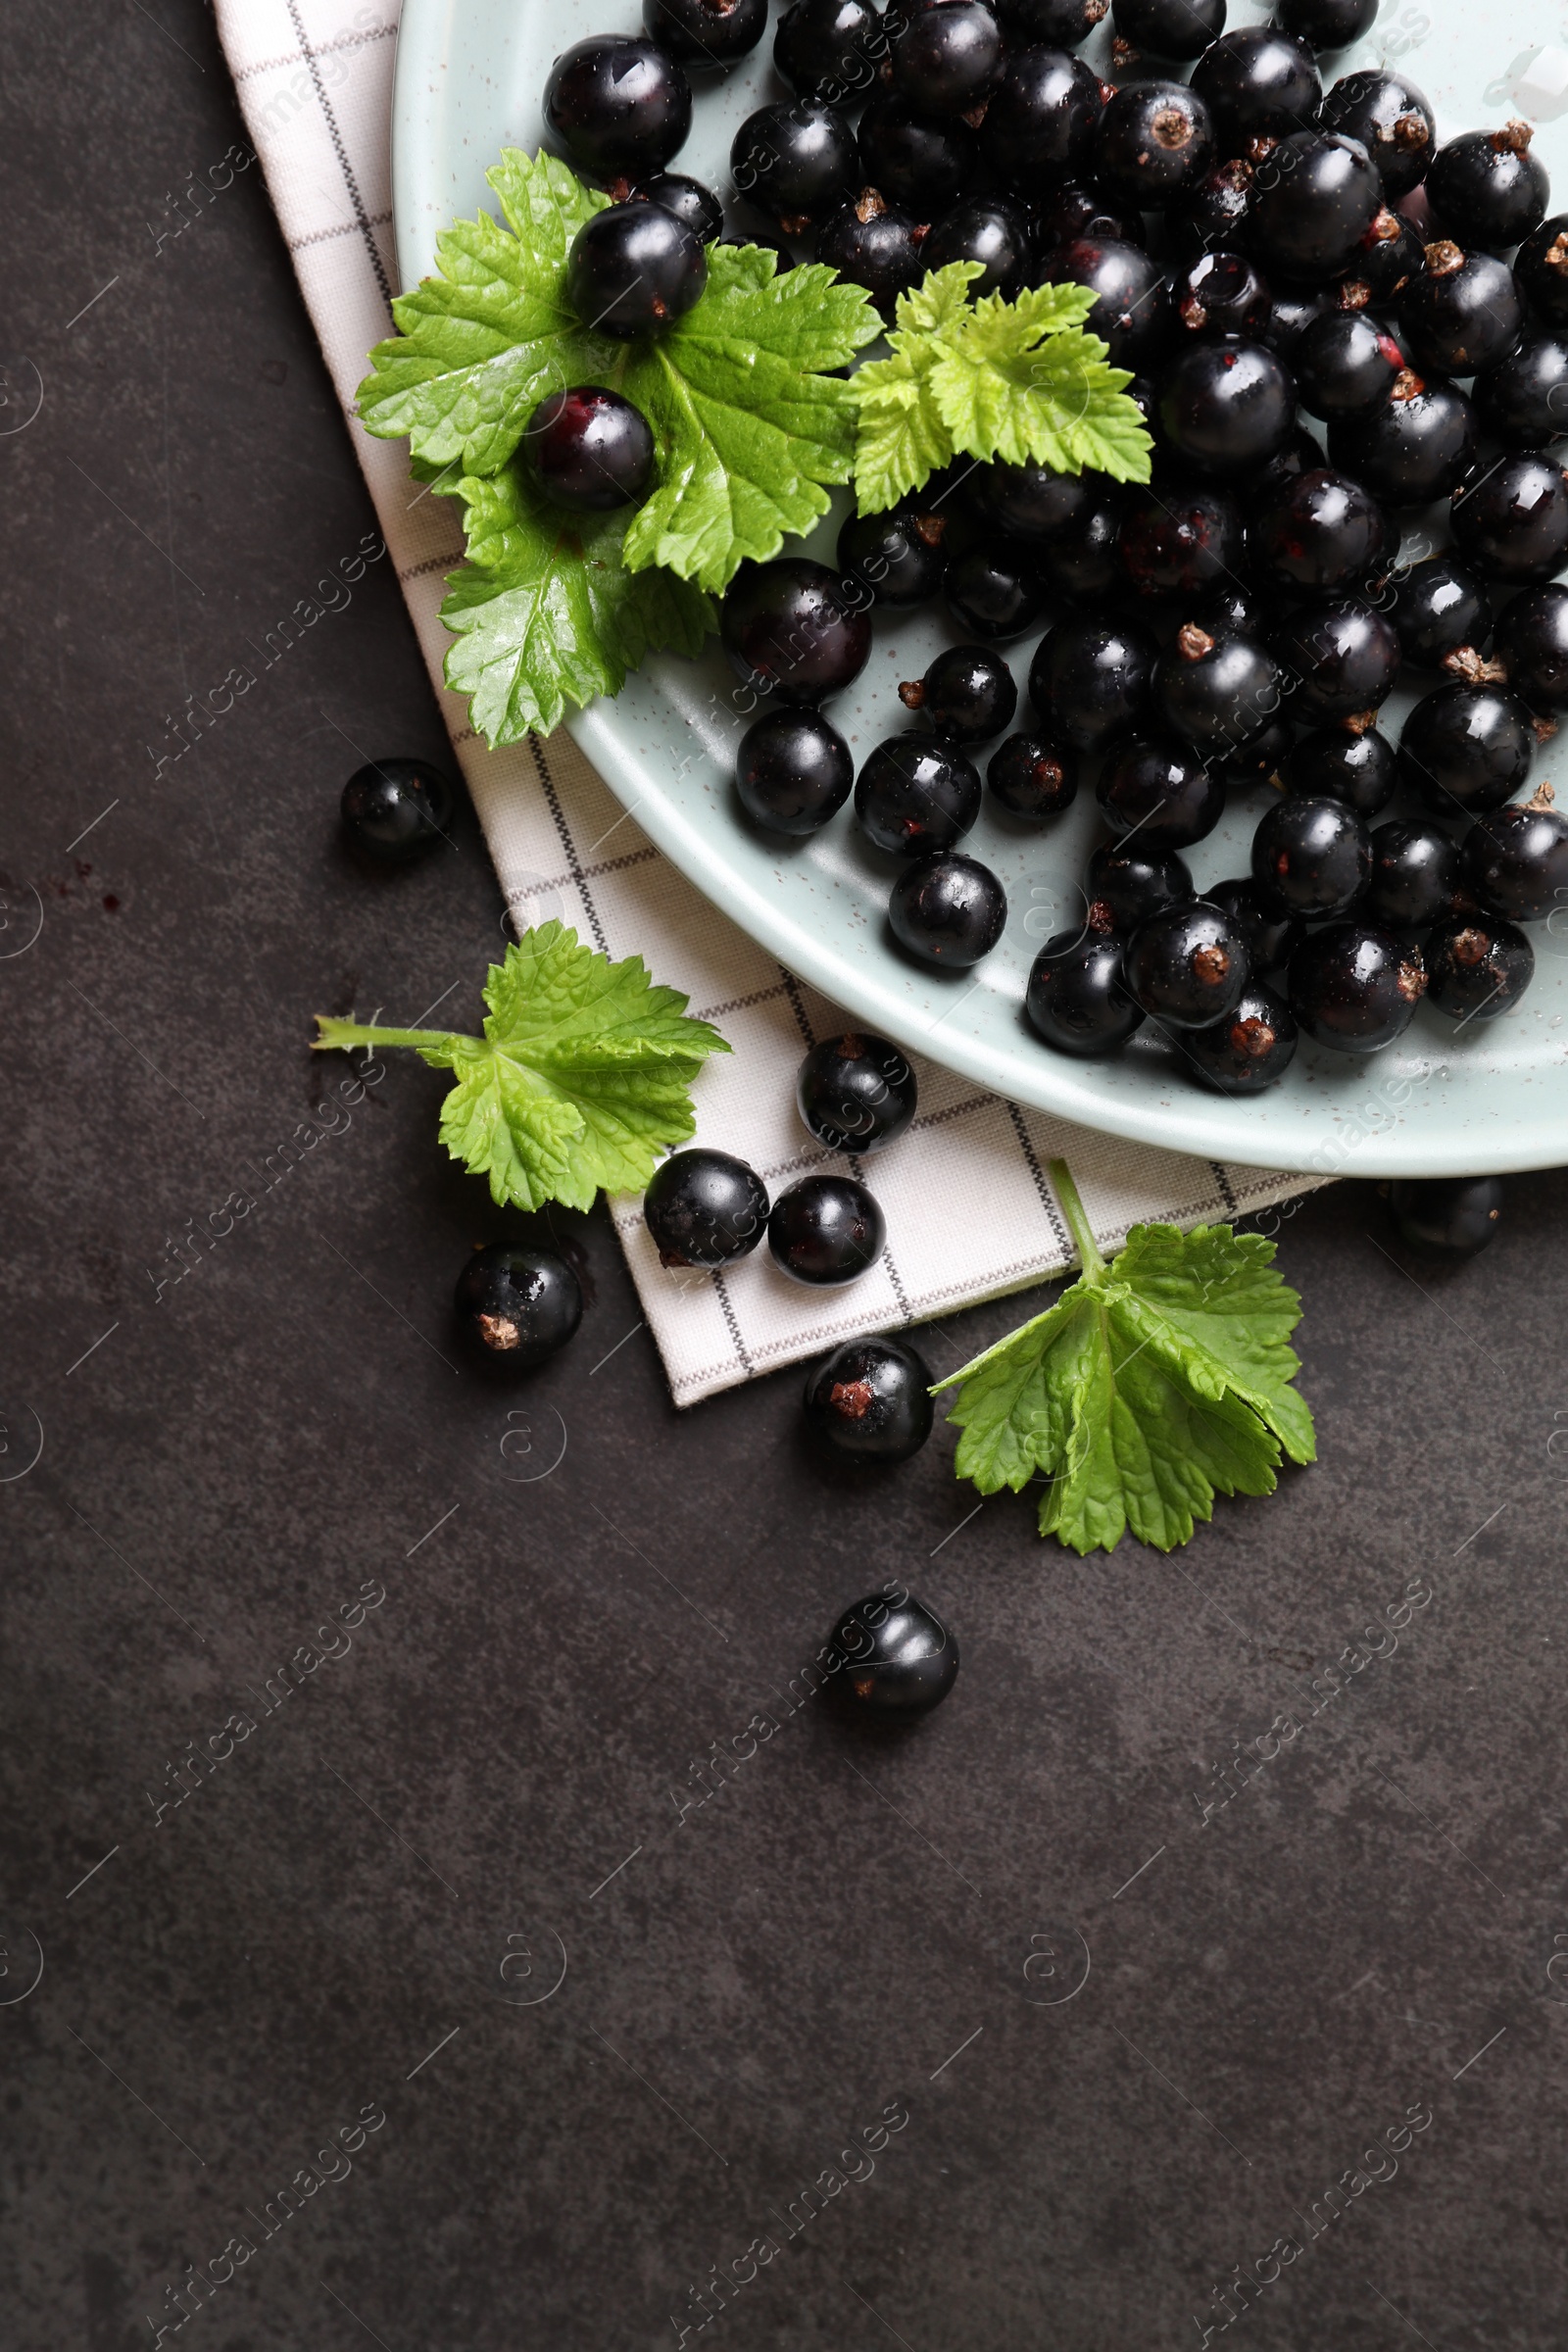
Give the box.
[1046,1157,1104,1280]
[313,1015,457,1053]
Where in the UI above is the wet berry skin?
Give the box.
[1111,0,1225,60]
[1476,334,1568,453]
[986,45,1104,195]
[943,539,1049,642]
[524,386,655,512]
[1461,794,1568,924]
[768,1173,886,1284]
[1285,726,1396,817]
[630,171,724,242]
[1221,714,1294,788]
[1154,622,1280,754]
[1342,206,1427,307]
[1049,237,1174,371]
[1386,554,1493,673]
[797,1033,919,1153]
[1398,684,1536,817]
[1250,133,1384,287]
[1275,0,1376,46]
[857,97,976,214]
[1098,81,1214,213]
[1157,339,1297,479]
[1026,931,1146,1055]
[1451,455,1568,588]
[1126,899,1250,1029]
[1398,245,1523,379]
[1190,27,1322,151]
[838,501,949,608]
[731,101,858,230]
[644,1149,770,1267]
[1389,1175,1503,1259]
[1270,597,1399,725]
[1204,877,1304,977]
[340,758,453,860]
[1318,68,1434,201]
[887,0,1004,118]
[828,1590,958,1715]
[721,560,872,704]
[1120,485,1242,601]
[1287,920,1427,1051]
[805,1339,935,1465]
[566,203,707,337]
[1327,371,1477,508]
[1424,913,1534,1022]
[735,709,855,835]
[1176,251,1271,342]
[644,0,767,68]
[1365,819,1461,932]
[1496,586,1568,706]
[856,735,982,856]
[545,37,693,181]
[1034,178,1146,253]
[1097,734,1225,848]
[454,1244,583,1366]
[1291,312,1405,419]
[1425,122,1549,254]
[972,459,1092,544]
[1515,212,1568,329]
[988,732,1079,821]
[816,190,928,317]
[1250,467,1390,598]
[900,647,1017,743]
[775,0,884,102]
[1031,616,1157,751]
[1035,491,1126,602]
[1085,840,1194,933]
[1170,159,1256,265]
[923,198,1034,299]
[1252,794,1371,918]
[1178,984,1298,1094]
[888,852,1007,966]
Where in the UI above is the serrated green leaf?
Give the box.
[848,262,982,514]
[928,285,1152,480]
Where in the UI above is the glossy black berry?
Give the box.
[775,0,885,101]
[1026,930,1145,1054]
[1364,819,1461,932]
[828,1590,958,1714]
[888,852,1007,965]
[545,38,692,181]
[972,459,1092,544]
[838,501,949,609]
[1034,179,1145,252]
[1175,251,1270,341]
[1386,555,1493,674]
[856,735,982,855]
[523,386,655,512]
[1398,244,1523,379]
[1318,69,1434,201]
[721,560,873,705]
[1271,597,1399,724]
[1120,485,1241,601]
[857,95,976,213]
[1098,734,1225,848]
[987,731,1079,821]
[797,1032,919,1154]
[1341,206,1427,308]
[1110,0,1225,60]
[1085,840,1194,933]
[1426,122,1549,254]
[1475,333,1568,454]
[1050,237,1173,371]
[1186,582,1261,639]
[900,646,1018,743]
[1190,27,1322,152]
[805,1341,935,1464]
[340,757,453,861]
[1461,791,1568,924]
[1390,1176,1503,1259]
[644,0,767,67]
[1285,724,1396,816]
[1274,0,1375,46]
[1158,339,1297,478]
[1203,876,1303,976]
[1451,455,1568,588]
[986,45,1104,195]
[1221,714,1295,787]
[1251,467,1389,598]
[1034,490,1126,601]
[1098,81,1214,213]
[1126,898,1250,1028]
[1288,919,1426,1051]
[731,101,858,231]
[887,0,1003,116]
[1169,159,1254,263]
[1292,311,1405,418]
[816,189,928,317]
[999,0,1110,41]
[1516,213,1568,329]
[1398,685,1536,819]
[768,1173,886,1284]
[1496,587,1568,707]
[1031,615,1156,750]
[735,709,855,834]
[944,539,1049,641]
[644,1151,770,1268]
[1252,793,1370,917]
[923,198,1033,298]
[454,1244,583,1367]
[1250,418,1328,503]
[1327,369,1476,507]
[1250,133,1383,287]
[565,203,707,338]
[1179,983,1298,1093]
[1155,622,1280,754]
[630,172,723,242]
[1425,913,1534,1023]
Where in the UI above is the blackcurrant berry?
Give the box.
[1110,0,1225,62]
[1031,615,1157,750]
[1451,454,1568,588]
[1204,876,1304,975]
[1385,554,1493,674]
[858,95,976,213]
[1221,714,1296,788]
[1398,243,1523,379]
[816,188,929,317]
[644,0,767,68]
[944,539,1049,641]
[644,1149,770,1266]
[1317,69,1434,201]
[731,101,858,231]
[1190,27,1322,152]
[972,459,1093,544]
[1085,839,1194,932]
[1026,930,1146,1054]
[1155,622,1280,754]
[1515,213,1568,331]
[1250,418,1329,503]
[1364,818,1461,932]
[340,758,453,861]
[1424,912,1534,1022]
[887,0,1004,118]
[1340,207,1427,309]
[545,37,693,181]
[1098,733,1226,847]
[805,1340,935,1464]
[828,1590,958,1714]
[1126,898,1250,1028]
[523,386,655,512]
[566,203,707,338]
[1251,134,1384,288]
[838,500,949,608]
[1389,1175,1503,1259]
[721,560,873,705]
[1496,586,1568,707]
[1120,484,1242,600]
[1175,251,1271,341]
[1168,159,1255,264]
[922,198,1033,298]
[1398,683,1536,818]
[998,0,1109,41]
[1274,0,1376,48]
[888,851,1008,965]
[1034,490,1126,601]
[1034,180,1146,253]
[1050,237,1174,371]
[1157,339,1297,478]
[797,1032,919,1152]
[1476,333,1568,454]
[629,172,723,242]
[1098,82,1215,213]
[775,0,885,102]
[989,731,1079,820]
[454,1243,583,1366]
[1288,919,1426,1051]
[856,734,983,855]
[1252,792,1370,917]
[986,45,1104,195]
[1461,787,1568,924]
[1251,467,1390,598]
[1271,596,1399,725]
[1261,286,1336,358]
[769,1173,886,1283]
[1187,582,1262,639]
[1178,983,1299,1093]
[1292,311,1405,417]
[1285,724,1396,816]
[900,646,1018,742]
[1426,122,1549,255]
[735,709,856,834]
[1327,368,1476,507]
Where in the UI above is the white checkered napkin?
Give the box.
[216,0,1322,1407]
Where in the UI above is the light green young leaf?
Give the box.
[928,283,1152,481]
[848,261,982,514]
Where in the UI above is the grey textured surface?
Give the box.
[3,5,1568,2349]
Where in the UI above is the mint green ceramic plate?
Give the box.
[393,0,1568,1173]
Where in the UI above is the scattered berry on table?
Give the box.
[857,96,977,213]
[1250,468,1390,600]
[1398,242,1523,379]
[454,1244,583,1366]
[1475,333,1568,453]
[828,1591,959,1715]
[1157,339,1297,479]
[1389,1176,1503,1258]
[1269,596,1399,725]
[922,198,1033,299]
[1032,616,1157,752]
[1495,586,1568,706]
[804,1338,935,1463]
[1174,250,1271,342]
[1386,554,1494,675]
[644,1149,770,1267]
[1327,369,1477,507]
[1097,81,1214,213]
[1450,452,1568,586]
[768,1173,887,1284]
[1154,622,1280,755]
[797,1033,919,1153]
[340,758,453,861]
[1120,483,1242,601]
[985,45,1104,194]
[1035,178,1146,253]
[1250,132,1383,284]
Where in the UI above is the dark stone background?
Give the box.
[3,5,1567,2348]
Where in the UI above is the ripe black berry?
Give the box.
[1120,484,1242,600]
[1317,69,1434,201]
[1364,819,1460,932]
[1126,898,1250,1028]
[1271,597,1399,724]
[340,759,453,861]
[1250,132,1383,286]
[1050,237,1173,371]
[1451,454,1568,587]
[644,0,767,67]
[1253,794,1370,917]
[1476,333,1568,453]
[644,1150,769,1266]
[816,188,929,317]
[988,732,1079,821]
[1515,213,1568,329]
[986,45,1104,194]
[1154,622,1280,754]
[887,0,1003,117]
[630,172,723,241]
[1385,554,1493,674]
[797,1032,919,1152]
[857,96,976,213]
[1035,179,1145,252]
[769,1173,886,1283]
[944,540,1049,641]
[523,386,655,511]
[838,500,949,607]
[1178,984,1298,1093]
[1176,252,1271,342]
[1274,0,1376,46]
[856,735,982,856]
[1098,82,1215,213]
[1026,930,1145,1054]
[1292,311,1405,418]
[454,1244,583,1366]
[1327,369,1476,507]
[1032,615,1157,750]
[1251,419,1329,502]
[1035,490,1126,600]
[1340,206,1427,308]
[805,1340,935,1464]
[1098,734,1225,847]
[1157,339,1297,478]
[973,460,1091,544]
[735,709,855,834]
[1424,913,1534,1023]
[828,1591,958,1714]
[1398,243,1523,379]
[888,852,1007,965]
[1390,1176,1503,1259]
[1426,122,1549,254]
[1221,714,1294,788]
[923,198,1033,297]
[721,560,873,704]
[1190,27,1322,151]
[1461,789,1568,924]
[900,646,1018,742]
[1285,725,1396,816]
[1261,288,1335,357]
[1251,467,1390,598]
[1496,586,1568,707]
[1398,683,1536,818]
[545,37,693,181]
[1110,0,1225,60]
[775,0,885,100]
[1288,920,1426,1051]
[1085,840,1194,932]
[1169,159,1254,263]
[1204,876,1304,976]
[731,101,858,231]
[566,203,707,338]
[1001,0,1109,40]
